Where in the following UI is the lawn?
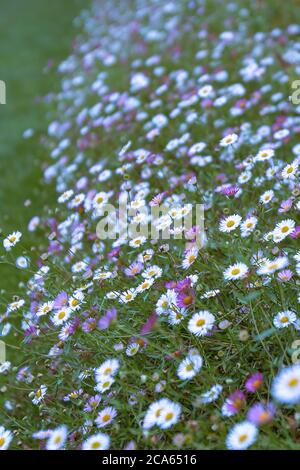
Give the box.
[0,0,85,293]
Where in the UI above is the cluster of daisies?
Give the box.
[1,0,300,450]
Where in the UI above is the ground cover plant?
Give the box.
[0,0,300,451]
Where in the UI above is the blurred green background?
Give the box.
[0,0,85,293]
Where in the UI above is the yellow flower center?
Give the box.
[0,437,5,447]
[238,434,247,443]
[91,441,101,449]
[165,412,174,421]
[227,220,235,227]
[288,378,299,388]
[280,316,289,323]
[231,268,240,275]
[196,318,206,327]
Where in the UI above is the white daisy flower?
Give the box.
[220,133,238,147]
[273,219,295,242]
[255,148,274,162]
[198,384,223,404]
[226,421,257,450]
[119,289,137,303]
[46,425,68,450]
[82,433,110,450]
[142,265,162,279]
[219,214,242,233]
[95,407,117,428]
[58,190,74,203]
[282,161,298,179]
[3,231,22,251]
[95,377,115,394]
[95,359,119,382]
[126,342,140,356]
[272,365,300,404]
[182,246,199,269]
[129,236,147,248]
[188,311,215,337]
[0,426,13,450]
[142,398,171,430]
[177,353,203,380]
[157,401,181,429]
[7,299,25,312]
[259,190,274,204]
[240,217,258,237]
[273,310,297,329]
[238,171,252,184]
[37,301,54,317]
[136,278,155,293]
[32,385,47,405]
[223,263,249,280]
[52,308,72,326]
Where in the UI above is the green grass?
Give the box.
[0,0,85,293]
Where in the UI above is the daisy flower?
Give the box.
[82,433,110,450]
[157,401,181,429]
[95,359,119,382]
[95,407,117,428]
[220,133,238,147]
[3,231,22,251]
[46,425,68,450]
[156,290,177,315]
[247,403,276,426]
[177,352,203,380]
[126,342,140,356]
[0,426,13,450]
[273,310,297,329]
[188,311,215,337]
[223,263,249,281]
[7,299,25,312]
[272,365,300,404]
[136,278,155,293]
[198,384,223,404]
[32,384,47,405]
[245,372,263,392]
[255,148,274,162]
[219,214,242,233]
[52,307,72,326]
[119,289,137,303]
[95,377,115,394]
[281,161,298,179]
[240,217,258,237]
[129,236,147,248]
[143,398,170,430]
[259,190,274,204]
[142,265,162,279]
[226,421,258,450]
[37,301,54,317]
[273,219,295,242]
[182,246,199,269]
